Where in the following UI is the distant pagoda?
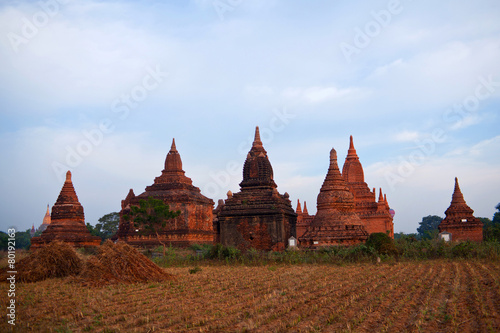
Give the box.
[30,171,101,249]
[114,139,215,247]
[438,177,483,242]
[215,127,297,251]
[299,148,368,247]
[37,204,51,233]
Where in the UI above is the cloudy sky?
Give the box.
[1,0,499,234]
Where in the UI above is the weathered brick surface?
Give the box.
[215,127,297,251]
[342,136,394,237]
[30,171,101,249]
[299,148,368,248]
[296,137,394,245]
[438,178,483,242]
[296,200,313,239]
[114,139,214,247]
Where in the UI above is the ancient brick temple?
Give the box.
[215,127,297,251]
[438,177,483,242]
[342,136,394,237]
[114,139,215,247]
[299,148,368,247]
[30,171,101,249]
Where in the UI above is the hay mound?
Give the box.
[1,241,83,283]
[76,240,173,286]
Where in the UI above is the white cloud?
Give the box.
[281,86,357,104]
[394,130,420,142]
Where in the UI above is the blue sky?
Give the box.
[1,0,499,234]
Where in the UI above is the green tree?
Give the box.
[493,203,500,224]
[96,212,120,240]
[86,223,102,238]
[483,203,500,241]
[417,215,443,240]
[0,231,7,251]
[123,197,181,256]
[16,229,32,249]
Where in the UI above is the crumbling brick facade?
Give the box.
[297,136,394,243]
[114,139,214,247]
[31,171,101,249]
[299,148,368,248]
[215,127,297,251]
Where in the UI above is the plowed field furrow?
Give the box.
[328,262,437,333]
[354,262,437,332]
[3,260,500,333]
[271,264,412,332]
[466,261,500,332]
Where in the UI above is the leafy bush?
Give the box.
[366,233,398,256]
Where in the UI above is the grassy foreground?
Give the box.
[1,259,500,332]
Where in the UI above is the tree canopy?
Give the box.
[417,215,443,240]
[86,212,120,241]
[124,197,181,255]
[483,203,500,242]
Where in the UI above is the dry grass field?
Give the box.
[1,260,500,332]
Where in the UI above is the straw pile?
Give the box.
[76,240,174,286]
[0,241,83,283]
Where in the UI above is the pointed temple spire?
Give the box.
[342,136,365,183]
[303,201,309,215]
[296,199,302,214]
[55,171,80,205]
[240,126,275,189]
[321,148,347,192]
[154,138,192,185]
[347,135,358,158]
[378,188,384,203]
[451,177,466,205]
[42,204,50,223]
[164,138,182,172]
[252,126,263,148]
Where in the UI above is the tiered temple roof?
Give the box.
[342,136,393,237]
[114,139,215,247]
[438,177,483,242]
[299,148,368,247]
[30,171,101,249]
[215,127,296,251]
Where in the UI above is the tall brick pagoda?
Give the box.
[342,136,394,237]
[114,139,215,247]
[215,127,296,251]
[438,177,483,242]
[299,148,368,247]
[31,171,101,249]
